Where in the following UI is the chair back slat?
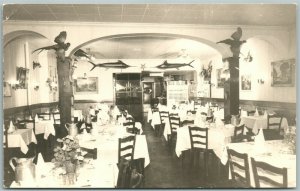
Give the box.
[159,111,169,124]
[188,126,208,150]
[118,135,136,163]
[267,114,283,131]
[169,116,180,133]
[227,148,250,187]
[232,124,245,143]
[251,157,287,188]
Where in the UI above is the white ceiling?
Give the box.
[3,4,296,26]
[83,35,219,59]
[3,4,296,60]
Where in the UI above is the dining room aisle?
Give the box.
[143,121,205,188]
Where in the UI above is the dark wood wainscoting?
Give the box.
[192,97,296,125]
[3,102,59,120]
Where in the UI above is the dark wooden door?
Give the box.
[114,73,143,122]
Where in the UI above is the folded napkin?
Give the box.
[254,128,265,153]
[81,123,86,130]
[89,109,95,116]
[241,110,248,117]
[7,120,15,133]
[36,153,46,177]
[263,110,268,118]
[29,115,33,120]
[254,108,259,116]
[35,114,39,122]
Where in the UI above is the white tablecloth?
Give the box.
[241,116,289,135]
[30,120,56,140]
[163,114,196,141]
[4,129,37,154]
[227,140,296,188]
[74,110,84,121]
[10,160,118,188]
[175,124,235,165]
[79,125,150,167]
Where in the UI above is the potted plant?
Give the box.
[52,135,84,174]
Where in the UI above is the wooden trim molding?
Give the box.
[4,102,58,117]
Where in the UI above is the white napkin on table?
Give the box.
[241,110,248,117]
[254,108,259,116]
[263,110,268,118]
[36,153,47,177]
[35,114,39,122]
[7,120,15,133]
[29,115,33,120]
[254,128,265,153]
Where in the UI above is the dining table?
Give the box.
[240,115,289,135]
[10,158,119,188]
[175,123,235,165]
[79,123,150,167]
[4,128,37,154]
[26,119,56,140]
[226,140,296,188]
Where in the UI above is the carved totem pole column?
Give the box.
[217,27,246,123]
[53,32,73,133]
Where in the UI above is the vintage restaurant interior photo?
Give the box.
[2,3,297,188]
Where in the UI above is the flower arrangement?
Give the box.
[52,135,84,168]
[283,126,296,154]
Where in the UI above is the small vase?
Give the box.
[64,162,77,185]
[65,162,76,174]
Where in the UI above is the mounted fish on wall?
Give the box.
[88,60,132,71]
[156,60,194,70]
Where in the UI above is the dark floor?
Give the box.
[4,120,230,188]
[142,121,229,188]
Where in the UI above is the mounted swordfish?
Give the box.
[156,60,194,70]
[88,60,131,71]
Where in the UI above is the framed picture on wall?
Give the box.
[271,59,295,87]
[241,74,251,91]
[216,68,225,88]
[3,82,11,97]
[16,67,29,89]
[75,77,98,94]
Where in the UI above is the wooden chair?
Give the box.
[247,110,255,116]
[126,116,135,122]
[158,111,169,137]
[227,148,250,188]
[187,110,196,115]
[52,112,60,125]
[16,119,35,134]
[37,112,51,120]
[123,121,140,135]
[264,114,283,140]
[168,116,180,147]
[251,157,287,188]
[169,113,178,117]
[181,119,194,126]
[231,124,246,143]
[81,147,97,160]
[194,102,201,111]
[188,126,211,177]
[118,135,136,163]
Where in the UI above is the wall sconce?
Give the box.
[257,78,264,84]
[33,61,41,70]
[10,80,19,90]
[46,78,58,91]
[33,82,39,90]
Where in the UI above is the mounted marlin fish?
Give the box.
[156,60,194,70]
[88,60,131,71]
